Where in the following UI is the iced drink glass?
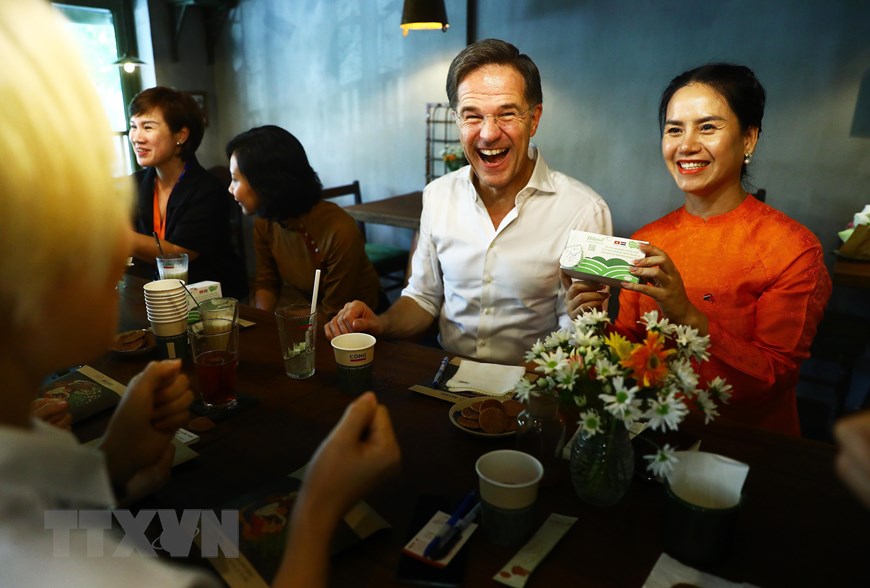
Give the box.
[275,305,316,379]
[188,318,239,408]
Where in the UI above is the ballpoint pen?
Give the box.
[422,490,476,558]
[429,502,481,560]
[431,355,450,389]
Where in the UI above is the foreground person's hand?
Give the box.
[274,392,400,588]
[834,410,870,509]
[561,272,609,319]
[623,243,708,333]
[31,397,72,431]
[324,300,382,340]
[298,392,400,523]
[99,360,192,498]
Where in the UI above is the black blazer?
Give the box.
[133,157,248,299]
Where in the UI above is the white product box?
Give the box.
[185,281,223,310]
[559,230,648,287]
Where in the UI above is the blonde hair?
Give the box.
[0,0,133,327]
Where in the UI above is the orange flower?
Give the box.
[620,331,674,388]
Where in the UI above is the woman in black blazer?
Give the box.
[128,86,247,299]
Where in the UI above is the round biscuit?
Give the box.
[457,415,481,429]
[502,399,525,418]
[116,330,146,345]
[478,406,507,434]
[460,406,480,419]
[479,398,503,412]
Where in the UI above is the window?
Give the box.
[53,0,141,175]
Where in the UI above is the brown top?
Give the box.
[253,200,380,321]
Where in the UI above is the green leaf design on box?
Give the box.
[576,257,638,282]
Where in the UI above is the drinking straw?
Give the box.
[152,231,167,258]
[310,269,321,318]
[180,280,203,313]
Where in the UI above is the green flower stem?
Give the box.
[582,418,618,495]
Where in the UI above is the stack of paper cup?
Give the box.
[143,279,190,359]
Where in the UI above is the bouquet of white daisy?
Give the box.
[516,309,731,479]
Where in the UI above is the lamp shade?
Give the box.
[401,0,449,36]
[113,53,146,73]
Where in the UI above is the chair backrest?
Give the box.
[208,164,248,276]
[321,180,365,237]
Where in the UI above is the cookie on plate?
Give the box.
[478,406,507,434]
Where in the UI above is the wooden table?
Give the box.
[832,256,870,289]
[344,191,423,231]
[82,275,870,587]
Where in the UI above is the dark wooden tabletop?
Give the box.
[78,275,870,587]
[344,191,423,231]
[833,256,870,289]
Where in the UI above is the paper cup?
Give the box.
[662,451,747,565]
[476,450,543,546]
[150,316,189,337]
[476,449,543,510]
[330,333,375,395]
[154,332,188,360]
[144,279,187,295]
[146,300,189,312]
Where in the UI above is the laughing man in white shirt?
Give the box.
[324,39,612,365]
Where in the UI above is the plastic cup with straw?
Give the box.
[153,232,189,283]
[275,269,320,378]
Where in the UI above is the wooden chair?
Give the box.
[799,311,870,419]
[208,165,250,300]
[208,165,248,277]
[321,181,410,294]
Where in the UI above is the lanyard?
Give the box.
[152,181,166,240]
[151,163,189,240]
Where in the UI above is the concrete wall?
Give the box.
[147,0,870,274]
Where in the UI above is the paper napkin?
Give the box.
[667,451,749,509]
[643,553,761,588]
[445,360,526,396]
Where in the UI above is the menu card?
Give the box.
[200,466,390,587]
[38,365,123,424]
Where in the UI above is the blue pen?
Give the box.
[429,502,481,560]
[422,491,476,558]
[431,356,449,389]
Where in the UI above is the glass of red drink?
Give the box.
[188,318,239,409]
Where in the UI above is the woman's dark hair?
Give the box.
[446,38,543,110]
[658,63,765,180]
[225,125,322,220]
[128,86,205,161]
[659,63,765,135]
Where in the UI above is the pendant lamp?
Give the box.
[113,53,146,73]
[401,0,449,37]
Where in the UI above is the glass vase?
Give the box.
[569,419,634,506]
[515,393,567,487]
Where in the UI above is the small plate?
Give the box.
[111,328,156,356]
[448,396,517,438]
